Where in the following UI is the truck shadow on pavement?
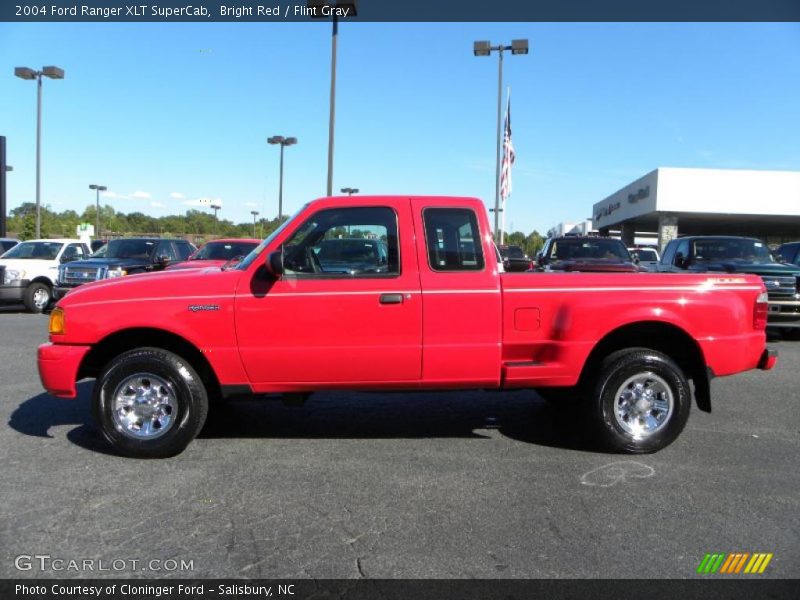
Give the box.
[9,382,600,455]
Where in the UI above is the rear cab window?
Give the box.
[423,208,485,271]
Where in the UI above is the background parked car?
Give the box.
[776,241,800,266]
[658,235,800,333]
[0,239,91,312]
[537,236,639,272]
[166,238,260,270]
[314,237,390,274]
[0,238,19,255]
[55,237,196,299]
[498,244,534,272]
[628,246,660,271]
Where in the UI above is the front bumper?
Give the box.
[766,299,800,328]
[37,342,91,398]
[758,348,778,371]
[0,279,30,303]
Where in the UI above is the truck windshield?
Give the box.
[692,239,775,264]
[1,241,63,260]
[236,205,308,270]
[192,241,259,261]
[550,239,630,261]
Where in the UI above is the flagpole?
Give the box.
[500,87,510,245]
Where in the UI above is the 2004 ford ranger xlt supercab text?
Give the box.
[38,196,777,458]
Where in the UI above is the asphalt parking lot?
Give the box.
[0,309,798,580]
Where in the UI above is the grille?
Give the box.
[760,275,797,298]
[60,265,107,286]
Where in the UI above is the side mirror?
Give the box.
[265,250,284,278]
[632,253,640,264]
[675,252,686,268]
[157,255,171,267]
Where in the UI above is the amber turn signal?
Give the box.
[49,307,65,335]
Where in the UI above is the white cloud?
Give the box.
[101,190,154,201]
[150,201,166,209]
[170,192,186,199]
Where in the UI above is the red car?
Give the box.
[166,238,261,270]
[39,196,775,458]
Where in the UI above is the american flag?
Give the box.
[500,93,515,201]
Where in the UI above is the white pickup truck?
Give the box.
[0,239,91,312]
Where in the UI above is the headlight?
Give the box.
[3,269,22,284]
[105,268,127,279]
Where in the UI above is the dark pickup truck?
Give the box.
[659,236,800,331]
[537,236,639,273]
[55,237,195,300]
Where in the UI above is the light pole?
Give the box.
[251,210,260,237]
[267,136,297,220]
[210,200,222,235]
[14,65,65,239]
[309,0,358,196]
[89,184,107,238]
[0,135,8,238]
[340,187,359,196]
[473,40,527,242]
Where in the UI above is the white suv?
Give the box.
[0,239,90,312]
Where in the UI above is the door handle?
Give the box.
[379,293,404,305]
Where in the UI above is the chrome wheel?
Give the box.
[613,372,673,438]
[111,373,177,440]
[32,287,50,310]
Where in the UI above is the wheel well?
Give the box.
[30,277,53,287]
[78,328,221,400]
[580,321,710,410]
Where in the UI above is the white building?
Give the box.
[592,168,800,251]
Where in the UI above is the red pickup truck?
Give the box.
[38,196,776,458]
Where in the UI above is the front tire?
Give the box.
[92,347,208,458]
[24,282,51,313]
[590,348,691,453]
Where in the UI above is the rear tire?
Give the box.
[23,282,51,313]
[590,348,691,453]
[93,347,208,458]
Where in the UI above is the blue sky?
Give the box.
[1,22,799,234]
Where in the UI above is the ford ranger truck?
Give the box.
[38,196,777,458]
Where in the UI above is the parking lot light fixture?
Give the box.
[340,187,359,196]
[267,136,297,220]
[472,41,528,242]
[14,64,66,238]
[89,184,107,237]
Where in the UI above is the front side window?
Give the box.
[423,208,484,271]
[61,244,86,263]
[282,207,399,277]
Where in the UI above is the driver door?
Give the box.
[235,202,422,388]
